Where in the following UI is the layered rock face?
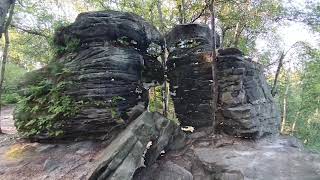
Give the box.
[216,48,280,138]
[54,11,165,139]
[15,11,164,140]
[166,24,215,128]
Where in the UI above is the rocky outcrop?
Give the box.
[134,131,320,180]
[216,48,280,138]
[89,111,185,180]
[0,111,185,180]
[2,130,320,180]
[166,24,215,128]
[5,10,318,180]
[166,24,279,138]
[14,11,164,140]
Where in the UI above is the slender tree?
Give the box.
[272,41,303,96]
[209,0,217,132]
[281,69,290,133]
[0,0,16,133]
[271,51,285,96]
[157,0,169,117]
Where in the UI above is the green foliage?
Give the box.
[15,79,79,138]
[14,61,78,138]
[110,96,126,120]
[1,63,27,105]
[277,49,320,151]
[2,93,21,105]
[297,50,320,150]
[50,37,81,57]
[149,86,163,112]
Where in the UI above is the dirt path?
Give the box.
[0,105,17,134]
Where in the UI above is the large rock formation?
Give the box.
[216,48,280,138]
[166,23,279,138]
[14,11,164,140]
[166,24,215,128]
[3,11,320,180]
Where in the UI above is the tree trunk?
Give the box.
[0,0,15,134]
[281,70,290,133]
[209,0,217,132]
[271,51,285,96]
[0,0,12,38]
[157,0,168,117]
[181,0,186,23]
[177,0,186,24]
[233,22,240,47]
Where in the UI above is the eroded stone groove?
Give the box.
[166,24,215,128]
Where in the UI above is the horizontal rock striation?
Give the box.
[216,48,280,138]
[166,24,215,128]
[15,11,164,140]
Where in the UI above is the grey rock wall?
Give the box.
[166,24,215,128]
[15,11,164,140]
[57,11,165,140]
[216,48,280,138]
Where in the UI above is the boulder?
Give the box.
[216,48,280,138]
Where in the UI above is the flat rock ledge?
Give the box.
[0,111,185,180]
[135,132,320,180]
[2,124,320,180]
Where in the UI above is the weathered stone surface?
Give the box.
[216,48,280,138]
[15,11,164,140]
[55,10,164,53]
[137,133,320,180]
[2,106,320,180]
[89,111,185,180]
[133,161,193,180]
[166,24,215,128]
[0,111,185,180]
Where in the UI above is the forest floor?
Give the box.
[0,105,108,180]
[0,105,17,134]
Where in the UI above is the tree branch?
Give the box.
[10,24,49,38]
[191,3,210,23]
[271,51,285,97]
